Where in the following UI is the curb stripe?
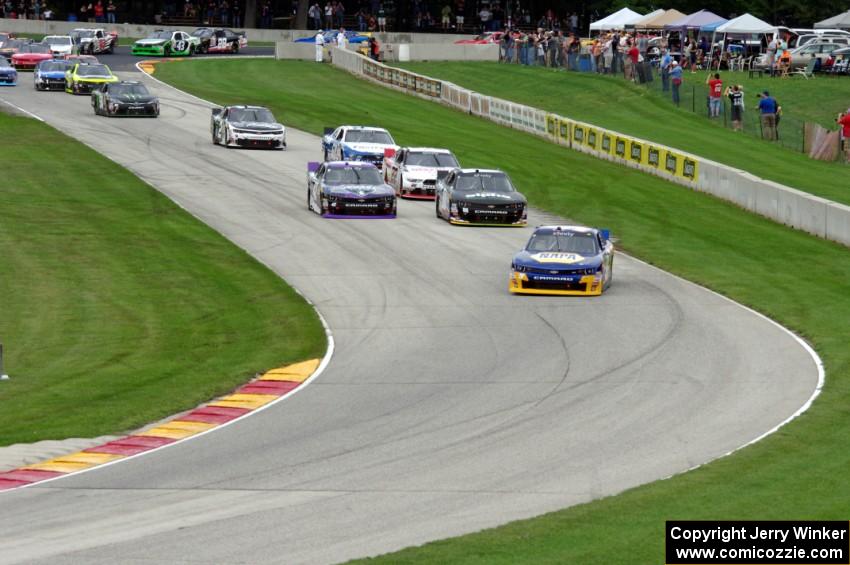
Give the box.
[0,358,324,491]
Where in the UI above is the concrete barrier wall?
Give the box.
[0,18,472,43]
[388,43,499,62]
[329,48,850,248]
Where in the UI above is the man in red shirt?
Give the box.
[626,40,639,81]
[706,72,722,118]
[838,109,850,158]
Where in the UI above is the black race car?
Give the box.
[91,80,159,117]
[435,168,527,226]
[191,28,247,54]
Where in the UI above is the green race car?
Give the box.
[65,62,119,95]
[131,30,200,57]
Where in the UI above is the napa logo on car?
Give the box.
[531,252,585,264]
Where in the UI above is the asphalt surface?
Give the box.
[0,70,820,565]
[80,44,276,72]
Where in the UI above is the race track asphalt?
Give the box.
[0,69,819,565]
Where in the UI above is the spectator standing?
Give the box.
[603,34,613,74]
[377,3,386,31]
[309,2,321,29]
[669,60,682,106]
[569,11,577,33]
[334,1,344,28]
[757,91,778,141]
[93,0,103,21]
[314,29,325,61]
[660,48,672,91]
[220,0,230,25]
[725,84,744,131]
[336,26,347,49]
[441,3,451,30]
[610,31,620,74]
[368,36,380,60]
[491,4,502,31]
[106,0,115,22]
[324,2,333,27]
[478,5,490,32]
[765,35,777,76]
[206,0,215,24]
[591,38,602,73]
[567,33,579,71]
[455,0,463,30]
[86,2,94,21]
[356,7,366,30]
[626,40,639,81]
[706,72,722,118]
[261,0,271,27]
[837,109,850,159]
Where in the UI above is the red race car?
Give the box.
[455,31,504,44]
[11,43,53,71]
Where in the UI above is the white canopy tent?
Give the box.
[814,10,850,31]
[589,7,643,32]
[710,13,775,63]
[714,13,774,35]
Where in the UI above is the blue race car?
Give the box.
[0,56,17,86]
[510,225,614,296]
[321,125,397,169]
[34,59,74,91]
[307,161,397,218]
[294,30,370,44]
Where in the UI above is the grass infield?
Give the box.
[0,112,325,446]
[154,59,850,564]
[396,62,850,207]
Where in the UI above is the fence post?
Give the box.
[0,343,8,380]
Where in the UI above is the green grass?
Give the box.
[154,59,850,564]
[396,62,850,206]
[0,112,325,446]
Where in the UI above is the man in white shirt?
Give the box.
[336,27,348,49]
[315,29,325,62]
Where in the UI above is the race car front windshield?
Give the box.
[229,108,276,123]
[76,64,111,76]
[75,30,95,38]
[407,152,459,168]
[40,60,71,71]
[44,36,72,45]
[111,84,151,96]
[23,44,50,53]
[344,130,394,144]
[526,232,599,255]
[454,172,514,192]
[324,167,383,185]
[150,31,174,40]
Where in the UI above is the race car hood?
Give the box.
[342,142,395,155]
[111,93,158,104]
[453,190,526,205]
[228,121,285,131]
[135,38,168,46]
[401,166,443,179]
[13,53,52,61]
[513,250,603,270]
[323,183,394,198]
[38,70,68,79]
[75,75,117,83]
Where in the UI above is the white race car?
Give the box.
[321,125,397,169]
[211,105,286,149]
[42,35,75,57]
[384,146,460,200]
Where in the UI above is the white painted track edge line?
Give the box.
[0,98,44,121]
[627,255,825,479]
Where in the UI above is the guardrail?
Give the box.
[329,47,850,248]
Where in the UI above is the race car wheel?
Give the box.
[164,45,172,57]
[435,200,441,218]
[189,45,195,56]
[212,127,218,145]
[232,44,239,54]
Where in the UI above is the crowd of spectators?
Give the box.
[1,0,55,19]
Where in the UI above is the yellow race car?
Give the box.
[65,62,118,95]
